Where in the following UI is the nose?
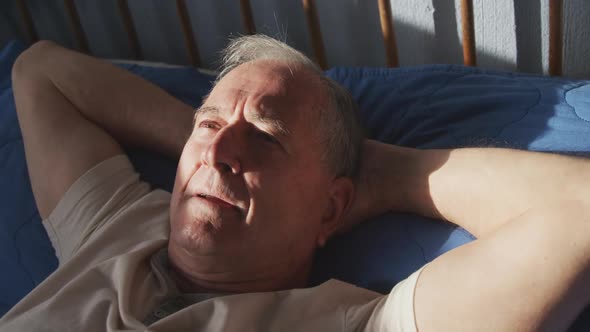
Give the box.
[201,125,242,174]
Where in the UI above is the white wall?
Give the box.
[1,0,589,78]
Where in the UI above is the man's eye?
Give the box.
[199,121,220,129]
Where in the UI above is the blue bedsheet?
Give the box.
[2,41,590,329]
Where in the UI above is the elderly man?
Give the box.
[2,35,590,331]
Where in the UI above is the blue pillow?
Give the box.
[311,66,590,291]
[0,41,59,316]
[2,40,590,320]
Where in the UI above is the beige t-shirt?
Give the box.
[0,155,424,331]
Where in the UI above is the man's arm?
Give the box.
[350,140,590,238]
[414,199,590,331]
[348,140,590,331]
[12,41,194,218]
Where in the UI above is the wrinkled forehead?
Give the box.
[207,60,326,119]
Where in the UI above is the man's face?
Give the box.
[168,61,341,281]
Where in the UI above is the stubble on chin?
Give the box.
[170,215,220,255]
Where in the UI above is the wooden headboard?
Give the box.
[12,0,566,75]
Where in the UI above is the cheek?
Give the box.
[171,142,201,215]
[255,165,328,224]
[266,175,327,256]
[177,142,201,187]
[290,160,328,199]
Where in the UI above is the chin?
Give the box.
[170,203,246,256]
[170,212,218,250]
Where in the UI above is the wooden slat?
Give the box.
[175,0,201,67]
[549,0,563,76]
[239,0,256,35]
[302,0,327,69]
[460,0,476,66]
[377,0,399,67]
[117,0,142,60]
[16,0,38,43]
[63,0,89,53]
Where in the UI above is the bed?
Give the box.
[2,0,590,330]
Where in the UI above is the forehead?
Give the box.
[205,61,325,122]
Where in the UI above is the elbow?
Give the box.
[11,41,59,117]
[11,40,58,83]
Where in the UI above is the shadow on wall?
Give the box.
[431,0,542,73]
[0,0,574,76]
[432,0,462,65]
[3,0,589,78]
[514,0,543,74]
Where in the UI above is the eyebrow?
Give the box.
[193,105,291,139]
[193,106,219,124]
[250,111,291,138]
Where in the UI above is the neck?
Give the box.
[167,242,312,293]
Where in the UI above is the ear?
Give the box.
[317,177,355,247]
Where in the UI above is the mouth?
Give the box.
[195,193,241,212]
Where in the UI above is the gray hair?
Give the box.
[215,34,364,178]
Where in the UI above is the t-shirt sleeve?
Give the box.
[42,154,152,265]
[348,266,426,332]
